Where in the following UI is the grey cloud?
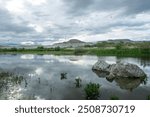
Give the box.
[46,22,85,39]
[109,21,149,29]
[0,9,34,33]
[0,0,150,43]
[124,0,150,15]
[83,19,150,35]
[63,0,150,16]
[63,0,122,16]
[63,0,94,16]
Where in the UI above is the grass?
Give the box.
[60,72,67,80]
[0,47,150,57]
[87,48,150,57]
[147,95,150,100]
[84,82,101,100]
[0,72,25,93]
[0,72,24,84]
[74,48,86,55]
[110,95,120,100]
[75,77,82,88]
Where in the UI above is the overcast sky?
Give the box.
[0,0,150,45]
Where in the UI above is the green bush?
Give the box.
[140,48,150,55]
[37,46,44,50]
[10,47,17,51]
[115,43,123,50]
[84,82,100,100]
[54,46,61,51]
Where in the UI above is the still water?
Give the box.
[0,54,150,100]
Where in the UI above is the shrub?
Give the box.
[10,47,17,51]
[140,48,150,55]
[84,82,100,100]
[37,46,44,50]
[20,48,25,51]
[115,43,123,50]
[54,46,60,51]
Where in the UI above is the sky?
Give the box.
[0,0,150,45]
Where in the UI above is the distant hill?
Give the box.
[107,39,132,43]
[51,39,87,48]
[64,39,85,43]
[98,39,132,43]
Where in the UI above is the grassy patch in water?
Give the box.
[84,82,101,100]
[0,72,24,85]
[60,72,67,80]
[110,95,120,100]
[75,77,82,88]
[147,95,150,100]
[0,72,25,93]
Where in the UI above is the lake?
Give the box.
[0,54,150,100]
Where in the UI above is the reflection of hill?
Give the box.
[93,69,147,91]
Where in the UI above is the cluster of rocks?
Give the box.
[92,60,147,80]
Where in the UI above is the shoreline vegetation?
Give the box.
[0,41,150,57]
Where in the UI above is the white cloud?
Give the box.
[5,0,25,14]
[26,0,47,6]
[28,24,44,33]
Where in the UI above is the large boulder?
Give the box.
[92,60,111,77]
[92,60,147,80]
[92,60,110,74]
[107,63,146,80]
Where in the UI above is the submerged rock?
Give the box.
[92,60,147,80]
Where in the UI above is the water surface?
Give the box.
[0,54,150,100]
